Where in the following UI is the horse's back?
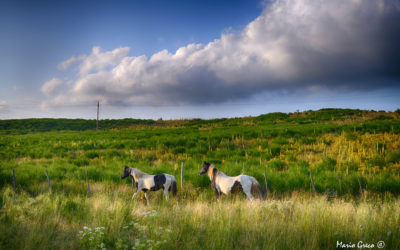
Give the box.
[163,173,176,182]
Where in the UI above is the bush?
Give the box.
[144,153,157,162]
[73,158,89,167]
[345,133,357,141]
[316,157,336,171]
[298,137,316,145]
[84,151,99,159]
[268,160,286,171]
[114,143,125,149]
[387,151,400,164]
[269,145,281,157]
[343,161,359,172]
[106,150,123,159]
[273,137,289,145]
[172,147,186,154]
[368,156,385,168]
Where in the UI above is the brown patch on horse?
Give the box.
[251,182,265,200]
[230,181,243,194]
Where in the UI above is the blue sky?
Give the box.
[0,0,399,119]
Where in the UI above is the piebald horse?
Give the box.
[120,166,177,204]
[199,162,264,200]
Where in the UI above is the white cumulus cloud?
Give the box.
[57,55,87,71]
[78,46,130,76]
[41,78,64,96]
[42,0,400,107]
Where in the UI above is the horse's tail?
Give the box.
[250,177,265,200]
[171,180,177,196]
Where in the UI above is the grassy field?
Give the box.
[1,109,400,249]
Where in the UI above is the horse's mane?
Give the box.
[209,164,219,194]
[210,165,227,176]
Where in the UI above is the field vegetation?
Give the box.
[1,108,400,249]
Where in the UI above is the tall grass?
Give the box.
[1,185,399,249]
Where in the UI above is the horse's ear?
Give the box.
[203,161,207,164]
[124,166,129,169]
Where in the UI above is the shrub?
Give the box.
[343,161,359,172]
[144,153,157,162]
[268,160,286,171]
[273,137,289,145]
[368,156,385,168]
[322,139,333,146]
[387,151,400,164]
[172,147,186,154]
[316,157,336,171]
[345,133,357,141]
[269,145,281,157]
[106,150,123,159]
[73,158,89,167]
[296,160,309,169]
[114,143,125,149]
[84,151,99,159]
[298,137,316,145]
[286,154,296,162]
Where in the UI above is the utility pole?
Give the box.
[96,101,99,130]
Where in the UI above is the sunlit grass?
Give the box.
[1,185,399,249]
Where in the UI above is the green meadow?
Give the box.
[1,109,400,249]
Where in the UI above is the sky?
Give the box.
[0,0,399,120]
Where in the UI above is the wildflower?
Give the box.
[123,226,129,229]
[387,231,392,236]
[166,229,172,233]
[359,225,363,229]
[79,231,83,234]
[334,231,338,235]
[83,226,88,230]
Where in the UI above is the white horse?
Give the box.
[199,162,264,200]
[121,166,177,204]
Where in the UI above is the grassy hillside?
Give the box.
[1,109,399,196]
[1,108,400,249]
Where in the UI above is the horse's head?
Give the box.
[120,166,131,179]
[199,162,211,175]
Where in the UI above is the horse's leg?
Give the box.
[144,191,150,205]
[132,188,141,200]
[216,186,221,201]
[245,191,254,201]
[242,185,254,201]
[132,186,141,199]
[164,188,169,200]
[163,185,169,200]
[163,181,171,200]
